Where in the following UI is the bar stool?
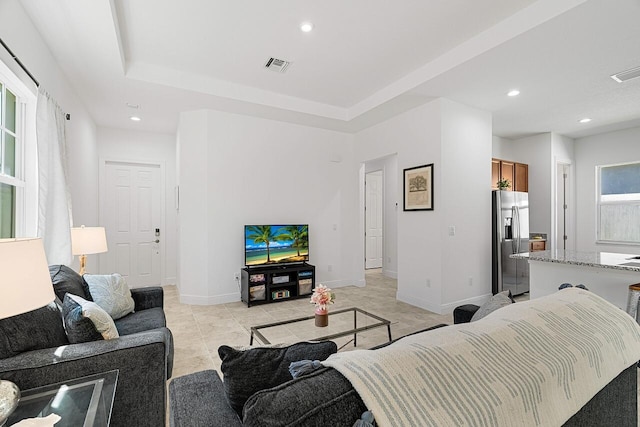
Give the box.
[625,283,640,322]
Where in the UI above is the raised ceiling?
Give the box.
[18,0,640,139]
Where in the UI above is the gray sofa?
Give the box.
[0,265,173,427]
[169,322,637,427]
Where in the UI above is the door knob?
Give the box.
[155,239,160,243]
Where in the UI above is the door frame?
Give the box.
[365,169,384,269]
[552,157,575,252]
[99,157,167,285]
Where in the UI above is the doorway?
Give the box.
[100,160,164,287]
[365,170,383,269]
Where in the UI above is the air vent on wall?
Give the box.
[264,57,291,73]
[611,65,640,83]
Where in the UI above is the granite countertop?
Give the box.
[511,250,640,273]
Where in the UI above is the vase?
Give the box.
[314,307,328,327]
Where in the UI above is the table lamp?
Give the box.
[71,226,108,275]
[0,238,56,425]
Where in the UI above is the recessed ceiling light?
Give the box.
[300,22,314,33]
[579,118,592,123]
[507,89,520,97]
[130,116,141,122]
[126,102,140,109]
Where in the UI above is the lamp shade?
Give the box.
[71,226,108,255]
[0,238,55,319]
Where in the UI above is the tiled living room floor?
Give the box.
[164,269,452,378]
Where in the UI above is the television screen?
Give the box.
[245,224,309,266]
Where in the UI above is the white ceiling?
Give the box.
[18,0,640,139]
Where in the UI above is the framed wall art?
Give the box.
[403,163,433,211]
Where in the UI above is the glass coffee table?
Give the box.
[6,370,118,427]
[250,307,392,348]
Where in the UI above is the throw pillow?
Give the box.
[470,290,513,322]
[0,302,69,359]
[218,341,338,416]
[84,273,135,320]
[49,264,93,301]
[66,294,119,340]
[243,367,366,427]
[62,294,104,343]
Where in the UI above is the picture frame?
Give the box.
[403,163,434,211]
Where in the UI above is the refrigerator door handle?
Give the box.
[511,206,517,253]
[512,206,522,254]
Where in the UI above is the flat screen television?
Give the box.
[245,224,309,266]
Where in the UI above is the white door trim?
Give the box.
[365,169,384,269]
[99,157,167,285]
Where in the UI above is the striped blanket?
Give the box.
[323,289,640,427]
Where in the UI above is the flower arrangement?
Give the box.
[310,284,335,311]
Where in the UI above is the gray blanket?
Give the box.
[324,289,640,427]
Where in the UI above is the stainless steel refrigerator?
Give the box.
[492,190,530,296]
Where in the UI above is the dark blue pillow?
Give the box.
[243,367,366,426]
[49,264,93,301]
[218,341,337,416]
[62,294,103,344]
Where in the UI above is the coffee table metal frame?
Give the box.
[249,307,392,347]
[7,369,118,427]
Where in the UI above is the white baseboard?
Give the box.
[382,268,397,279]
[440,294,492,314]
[322,278,365,288]
[396,292,492,315]
[179,292,240,305]
[396,291,442,314]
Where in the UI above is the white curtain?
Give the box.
[36,88,73,265]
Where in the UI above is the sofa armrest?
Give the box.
[454,304,480,324]
[170,370,242,427]
[131,286,164,311]
[0,328,171,427]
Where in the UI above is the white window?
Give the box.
[0,58,36,238]
[597,162,640,244]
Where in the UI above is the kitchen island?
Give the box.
[512,250,640,309]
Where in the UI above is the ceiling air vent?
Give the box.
[264,57,291,73]
[611,65,640,83]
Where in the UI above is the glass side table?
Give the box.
[6,370,118,427]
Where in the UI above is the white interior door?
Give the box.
[102,161,162,287]
[365,170,383,269]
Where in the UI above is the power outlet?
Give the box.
[468,276,473,286]
[426,278,431,288]
[328,264,333,272]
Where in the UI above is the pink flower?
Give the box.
[310,284,335,310]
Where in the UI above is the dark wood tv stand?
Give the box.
[241,263,315,307]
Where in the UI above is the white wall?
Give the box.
[356,99,493,314]
[96,127,178,283]
[499,133,552,235]
[1,0,99,266]
[440,99,492,309]
[177,110,358,304]
[364,155,398,278]
[492,136,513,160]
[575,126,640,254]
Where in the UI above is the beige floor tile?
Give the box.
[166,269,452,382]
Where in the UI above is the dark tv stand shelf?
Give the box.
[241,263,315,307]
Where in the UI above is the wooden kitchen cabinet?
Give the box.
[529,240,546,252]
[514,162,528,192]
[491,159,501,190]
[492,158,528,192]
